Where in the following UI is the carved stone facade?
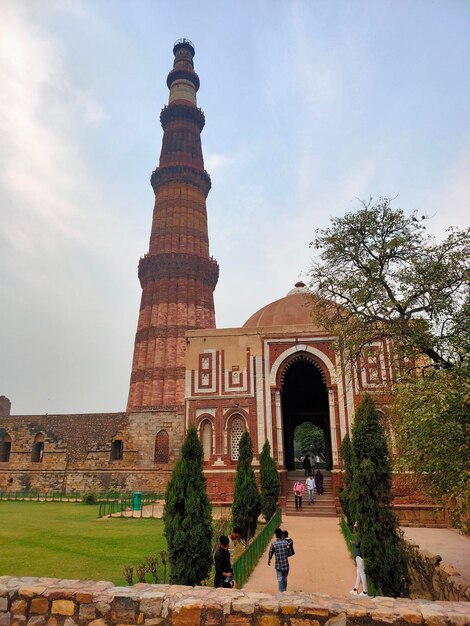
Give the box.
[183,285,397,505]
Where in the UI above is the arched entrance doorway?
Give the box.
[281,355,332,470]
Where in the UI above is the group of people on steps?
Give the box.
[293,468,324,510]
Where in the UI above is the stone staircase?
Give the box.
[285,470,337,517]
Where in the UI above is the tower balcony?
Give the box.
[160,103,205,131]
[150,165,211,197]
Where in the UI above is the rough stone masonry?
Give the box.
[0,576,469,626]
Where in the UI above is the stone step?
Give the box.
[285,499,337,510]
[285,501,335,508]
[285,472,336,516]
[285,509,337,517]
[285,508,335,513]
[287,498,333,503]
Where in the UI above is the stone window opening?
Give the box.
[230,416,245,461]
[31,433,44,463]
[200,419,212,462]
[154,430,169,464]
[0,433,11,463]
[110,439,124,461]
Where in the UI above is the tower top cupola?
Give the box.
[167,38,200,106]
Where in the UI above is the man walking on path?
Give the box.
[244,517,356,595]
[268,528,291,592]
[306,475,315,505]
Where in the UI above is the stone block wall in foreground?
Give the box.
[0,576,469,626]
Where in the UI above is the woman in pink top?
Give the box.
[293,480,304,510]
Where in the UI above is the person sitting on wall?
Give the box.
[214,535,236,588]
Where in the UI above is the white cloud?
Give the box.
[428,151,470,234]
[205,152,236,176]
[0,4,108,258]
[0,3,138,414]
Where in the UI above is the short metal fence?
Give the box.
[0,491,84,502]
[232,508,282,588]
[97,492,164,518]
[0,490,163,511]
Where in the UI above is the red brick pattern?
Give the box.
[127,42,218,411]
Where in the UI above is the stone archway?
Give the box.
[280,355,332,470]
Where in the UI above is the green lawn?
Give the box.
[0,502,166,586]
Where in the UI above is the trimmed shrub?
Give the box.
[163,427,213,585]
[232,430,261,542]
[350,394,410,597]
[259,440,280,522]
[339,433,353,527]
[82,492,97,505]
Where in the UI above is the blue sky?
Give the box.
[1,0,469,414]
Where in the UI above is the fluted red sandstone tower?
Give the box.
[127,39,219,411]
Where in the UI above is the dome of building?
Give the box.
[243,282,323,329]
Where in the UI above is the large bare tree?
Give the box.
[308,197,469,371]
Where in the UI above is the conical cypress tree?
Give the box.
[350,394,410,597]
[163,426,213,585]
[259,440,280,522]
[339,433,353,527]
[232,430,261,542]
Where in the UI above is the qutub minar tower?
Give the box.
[127,39,219,411]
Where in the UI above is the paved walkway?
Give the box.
[401,526,470,581]
[243,516,356,595]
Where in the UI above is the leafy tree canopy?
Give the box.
[392,365,470,532]
[311,198,470,529]
[309,197,469,370]
[294,422,325,458]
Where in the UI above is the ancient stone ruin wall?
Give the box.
[0,576,469,626]
[0,396,11,417]
[0,411,184,493]
[406,542,470,603]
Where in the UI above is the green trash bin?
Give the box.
[132,492,142,511]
